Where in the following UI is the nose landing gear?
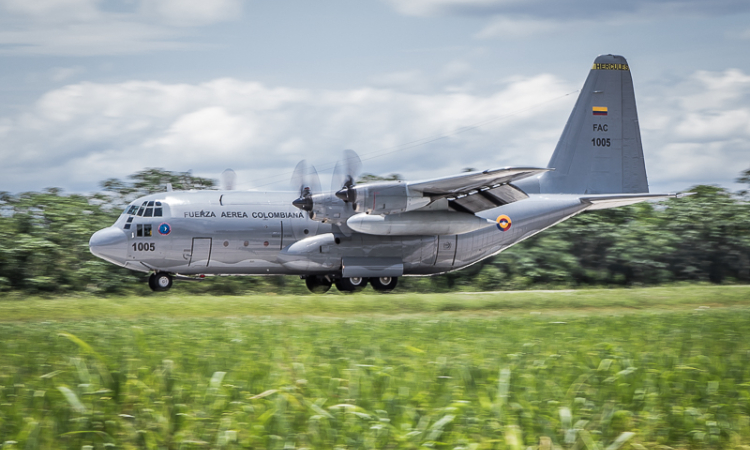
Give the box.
[149,272,173,292]
[304,275,333,294]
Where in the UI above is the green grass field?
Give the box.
[2,286,750,449]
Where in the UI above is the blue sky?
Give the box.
[1,0,750,194]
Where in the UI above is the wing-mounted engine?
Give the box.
[292,150,550,236]
[344,166,551,236]
[292,150,364,228]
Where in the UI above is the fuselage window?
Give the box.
[154,208,163,217]
[137,207,144,216]
[147,201,154,207]
[136,224,152,237]
[144,208,153,217]
[126,205,138,215]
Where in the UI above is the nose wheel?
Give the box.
[305,276,333,294]
[149,272,173,292]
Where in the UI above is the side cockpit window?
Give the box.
[136,224,152,237]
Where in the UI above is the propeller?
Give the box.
[332,149,362,203]
[221,169,236,191]
[291,160,321,215]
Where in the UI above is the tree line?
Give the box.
[1,169,749,296]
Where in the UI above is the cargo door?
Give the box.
[189,238,212,267]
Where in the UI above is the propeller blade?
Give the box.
[291,160,309,197]
[291,160,321,214]
[332,149,362,203]
[221,169,236,191]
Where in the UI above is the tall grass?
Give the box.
[2,305,750,448]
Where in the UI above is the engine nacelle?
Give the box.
[354,182,430,215]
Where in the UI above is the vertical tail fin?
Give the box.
[537,54,648,194]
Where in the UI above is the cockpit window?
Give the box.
[129,200,164,217]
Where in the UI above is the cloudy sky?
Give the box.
[1,0,749,195]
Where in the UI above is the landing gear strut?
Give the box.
[149,272,173,292]
[305,276,333,294]
[371,276,398,293]
[335,277,369,293]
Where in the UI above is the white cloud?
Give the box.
[0,0,243,55]
[50,66,86,82]
[474,15,566,39]
[3,68,750,194]
[141,0,243,27]
[640,69,750,190]
[0,74,574,193]
[384,0,750,18]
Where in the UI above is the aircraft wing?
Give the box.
[408,166,550,214]
[580,192,690,210]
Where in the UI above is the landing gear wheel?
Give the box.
[149,272,173,292]
[335,277,369,293]
[370,276,398,293]
[305,276,332,294]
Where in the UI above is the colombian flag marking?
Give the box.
[593,106,608,116]
[496,215,512,232]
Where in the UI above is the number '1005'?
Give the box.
[592,138,611,147]
[133,243,155,251]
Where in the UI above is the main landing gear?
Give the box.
[303,275,398,294]
[149,272,173,292]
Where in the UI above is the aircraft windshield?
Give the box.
[128,201,163,217]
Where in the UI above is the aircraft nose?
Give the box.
[89,227,127,263]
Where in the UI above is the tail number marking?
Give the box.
[592,138,611,147]
[132,243,156,252]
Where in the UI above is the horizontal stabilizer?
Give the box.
[580,192,689,211]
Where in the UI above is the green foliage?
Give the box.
[4,167,750,295]
[470,186,750,289]
[0,190,142,294]
[2,305,750,448]
[357,173,403,183]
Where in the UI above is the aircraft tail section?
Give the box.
[534,54,649,194]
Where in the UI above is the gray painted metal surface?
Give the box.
[89,55,679,289]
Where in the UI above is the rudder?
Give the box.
[535,54,648,194]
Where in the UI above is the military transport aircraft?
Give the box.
[90,54,682,293]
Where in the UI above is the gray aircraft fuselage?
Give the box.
[90,54,682,292]
[94,190,584,277]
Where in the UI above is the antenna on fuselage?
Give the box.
[222,169,237,191]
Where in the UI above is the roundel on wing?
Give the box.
[158,223,171,235]
[496,215,511,232]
